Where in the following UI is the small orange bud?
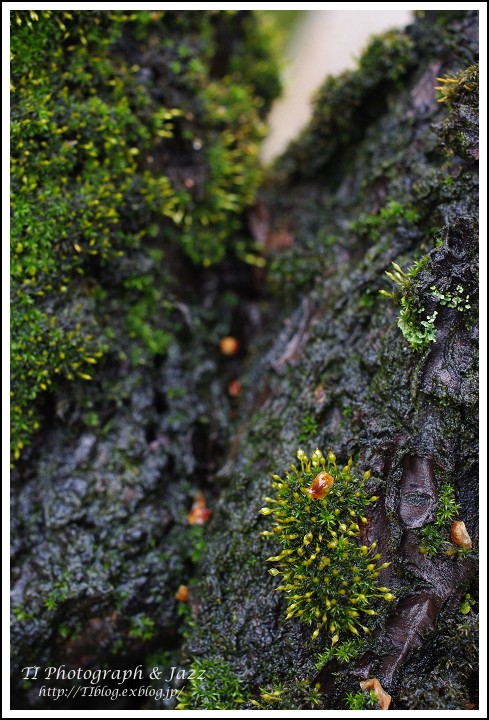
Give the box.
[359,679,391,710]
[227,379,242,397]
[219,336,239,356]
[450,520,472,548]
[175,585,189,602]
[308,472,334,499]
[187,492,212,525]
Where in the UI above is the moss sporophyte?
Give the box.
[260,449,394,644]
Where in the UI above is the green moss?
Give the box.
[255,11,304,59]
[298,413,319,444]
[228,12,283,108]
[315,637,366,668]
[251,678,321,709]
[176,658,245,710]
[419,480,467,557]
[43,571,71,611]
[398,609,478,709]
[380,260,438,350]
[358,31,415,84]
[435,64,478,105]
[350,199,420,243]
[381,255,474,352]
[10,10,280,463]
[129,614,156,641]
[437,64,479,161]
[13,606,35,623]
[459,593,475,615]
[188,525,209,565]
[260,448,394,645]
[123,274,172,359]
[83,411,100,428]
[397,300,438,350]
[345,689,379,710]
[11,11,158,461]
[178,75,267,265]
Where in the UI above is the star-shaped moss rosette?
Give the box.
[260,448,395,643]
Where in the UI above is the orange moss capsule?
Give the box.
[308,472,334,499]
[450,520,472,548]
[219,336,239,356]
[187,491,212,525]
[175,585,189,602]
[227,379,242,397]
[359,679,391,710]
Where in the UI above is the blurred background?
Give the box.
[261,10,413,162]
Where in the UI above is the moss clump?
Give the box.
[277,29,415,178]
[11,11,139,462]
[10,10,280,463]
[397,301,438,351]
[350,199,420,244]
[419,480,469,557]
[251,679,321,710]
[129,614,156,641]
[315,637,366,668]
[260,448,394,645]
[345,689,379,710]
[380,261,436,350]
[175,658,245,710]
[437,63,479,162]
[435,64,478,105]
[381,255,474,352]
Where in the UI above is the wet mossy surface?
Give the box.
[10,9,279,710]
[178,11,479,711]
[10,9,278,464]
[11,10,478,710]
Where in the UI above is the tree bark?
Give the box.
[182,11,479,710]
[11,10,478,711]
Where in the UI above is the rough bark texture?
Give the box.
[11,11,478,710]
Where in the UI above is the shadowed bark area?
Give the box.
[10,11,478,711]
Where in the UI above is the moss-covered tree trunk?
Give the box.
[170,11,479,711]
[11,10,478,711]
